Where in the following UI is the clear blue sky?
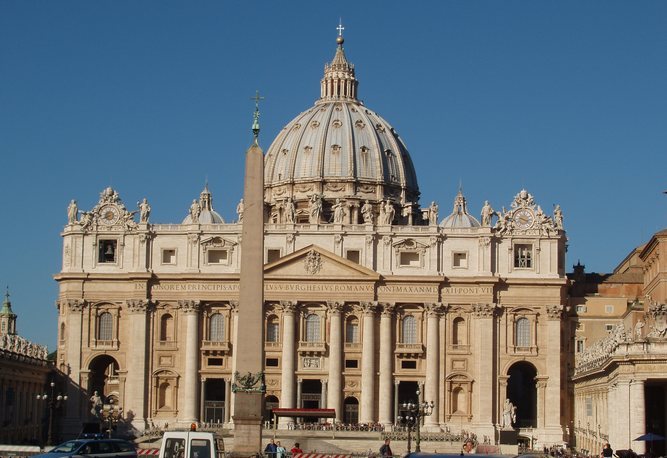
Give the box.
[1,1,666,349]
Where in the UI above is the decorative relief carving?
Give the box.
[648,303,667,338]
[302,357,320,369]
[332,119,342,128]
[365,235,375,246]
[325,182,345,192]
[232,371,266,393]
[357,184,376,194]
[65,299,86,312]
[479,236,491,247]
[382,236,392,246]
[178,300,201,314]
[375,123,386,133]
[327,301,344,314]
[304,250,323,275]
[334,234,343,245]
[354,120,366,129]
[310,120,320,128]
[493,189,561,238]
[125,299,150,314]
[286,233,295,244]
[359,301,378,315]
[295,184,314,193]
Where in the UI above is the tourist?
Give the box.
[601,443,613,458]
[291,443,303,455]
[462,439,476,454]
[276,441,286,458]
[264,439,277,458]
[380,439,393,457]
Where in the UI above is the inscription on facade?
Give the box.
[144,282,373,294]
[378,285,438,294]
[442,286,493,296]
[143,283,239,292]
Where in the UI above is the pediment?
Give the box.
[392,238,428,251]
[264,245,380,279]
[201,236,237,248]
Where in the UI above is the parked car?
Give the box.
[34,438,137,458]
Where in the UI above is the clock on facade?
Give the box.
[99,204,120,226]
[513,208,535,230]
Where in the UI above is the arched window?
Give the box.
[97,312,113,341]
[160,314,174,341]
[209,313,225,342]
[515,317,531,347]
[452,317,465,345]
[305,314,321,342]
[402,315,417,344]
[267,316,280,342]
[345,317,359,343]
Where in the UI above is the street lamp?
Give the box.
[396,389,434,453]
[99,399,123,438]
[36,381,68,446]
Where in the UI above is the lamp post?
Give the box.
[396,389,434,453]
[99,399,123,438]
[36,381,68,446]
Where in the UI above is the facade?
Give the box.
[55,34,570,447]
[570,229,667,456]
[0,291,52,444]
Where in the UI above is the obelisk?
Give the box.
[231,92,265,456]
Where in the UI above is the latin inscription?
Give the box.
[142,282,372,293]
[378,285,438,294]
[442,286,493,295]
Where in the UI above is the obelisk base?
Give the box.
[231,392,264,457]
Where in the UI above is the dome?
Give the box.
[263,34,420,225]
[182,185,225,224]
[440,189,480,229]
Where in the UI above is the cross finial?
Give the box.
[251,90,265,140]
[337,19,344,37]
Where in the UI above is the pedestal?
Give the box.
[231,391,263,457]
[499,429,518,445]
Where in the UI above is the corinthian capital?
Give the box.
[423,302,443,317]
[359,301,378,315]
[125,299,150,314]
[546,304,564,320]
[380,302,396,317]
[279,300,298,313]
[61,299,86,312]
[326,301,344,314]
[472,303,498,318]
[178,299,201,314]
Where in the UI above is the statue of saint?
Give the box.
[502,398,516,429]
[361,200,374,224]
[384,200,395,225]
[309,194,322,224]
[138,198,151,223]
[332,198,346,223]
[284,198,295,223]
[67,200,79,225]
[553,204,564,230]
[236,198,244,223]
[481,200,495,227]
[90,390,103,416]
[428,201,439,226]
[189,199,201,223]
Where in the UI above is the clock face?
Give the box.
[513,208,535,230]
[99,204,120,226]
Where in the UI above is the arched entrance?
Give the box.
[507,362,537,428]
[300,380,322,423]
[88,355,120,400]
[343,397,359,424]
[264,395,279,424]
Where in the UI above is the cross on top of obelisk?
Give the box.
[251,90,264,139]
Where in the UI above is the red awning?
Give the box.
[271,408,336,418]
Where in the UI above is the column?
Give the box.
[200,379,206,422]
[280,301,297,427]
[544,305,564,440]
[424,303,441,430]
[179,299,200,423]
[297,379,303,409]
[472,303,496,437]
[224,379,231,425]
[63,299,85,422]
[394,381,400,425]
[327,301,343,421]
[360,302,377,423]
[536,377,548,429]
[379,303,395,426]
[321,379,328,409]
[630,380,646,454]
[124,299,149,430]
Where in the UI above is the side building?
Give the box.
[55,33,570,447]
[570,229,667,456]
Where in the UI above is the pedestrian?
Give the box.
[462,439,476,454]
[276,441,286,458]
[264,439,277,458]
[601,443,613,458]
[291,443,303,455]
[380,439,393,457]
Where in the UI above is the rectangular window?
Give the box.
[98,240,117,263]
[401,360,417,369]
[162,249,176,264]
[576,305,587,313]
[453,252,468,268]
[576,340,585,353]
[207,358,223,366]
[207,249,228,264]
[345,359,359,369]
[266,358,279,367]
[346,250,360,264]
[399,252,420,267]
[605,324,614,332]
[267,249,281,263]
[586,397,592,417]
[605,305,614,314]
[514,244,533,268]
